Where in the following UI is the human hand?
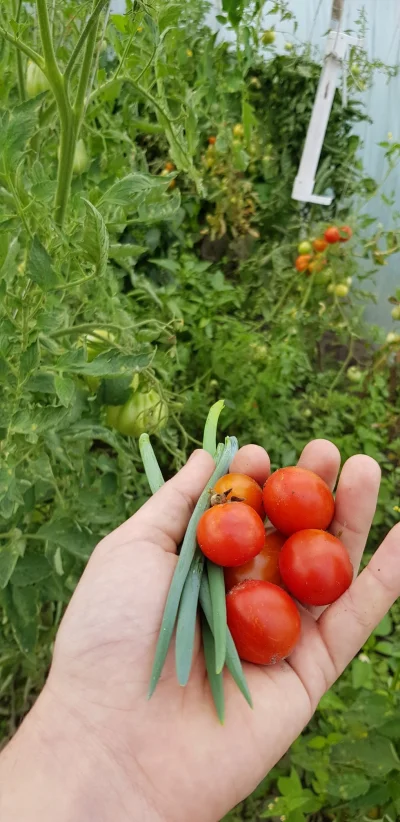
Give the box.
[1,440,400,822]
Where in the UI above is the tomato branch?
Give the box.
[64,0,110,84]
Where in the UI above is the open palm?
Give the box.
[39,440,400,822]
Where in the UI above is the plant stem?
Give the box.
[64,0,109,84]
[0,25,43,66]
[13,0,25,101]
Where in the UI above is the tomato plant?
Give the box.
[279,529,353,605]
[224,530,285,591]
[263,467,335,536]
[212,473,264,517]
[197,502,265,567]
[106,390,168,438]
[226,580,301,664]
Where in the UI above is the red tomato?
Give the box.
[279,529,353,605]
[224,529,285,591]
[213,473,264,517]
[197,502,265,567]
[313,237,328,253]
[226,580,301,664]
[324,226,341,244]
[295,254,312,272]
[339,225,352,242]
[208,136,217,145]
[263,466,334,536]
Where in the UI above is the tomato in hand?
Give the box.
[224,529,285,591]
[263,466,335,536]
[279,529,353,605]
[212,473,264,517]
[226,580,301,664]
[312,237,328,253]
[339,225,352,242]
[295,254,312,272]
[324,226,341,244]
[197,502,265,567]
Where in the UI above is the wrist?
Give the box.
[0,684,163,822]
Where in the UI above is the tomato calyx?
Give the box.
[210,489,245,506]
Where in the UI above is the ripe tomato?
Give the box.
[297,240,312,255]
[224,529,285,591]
[312,237,328,253]
[339,225,352,242]
[279,529,353,605]
[263,466,335,536]
[324,226,341,244]
[164,161,175,172]
[197,502,265,567]
[208,136,217,145]
[295,254,312,272]
[226,580,301,664]
[213,473,264,517]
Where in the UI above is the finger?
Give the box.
[297,439,341,490]
[319,523,400,678]
[330,455,381,575]
[229,444,270,487]
[104,449,215,553]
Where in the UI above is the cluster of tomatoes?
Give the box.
[294,225,353,297]
[197,467,353,666]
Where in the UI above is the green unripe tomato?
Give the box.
[86,329,115,362]
[73,139,89,175]
[391,305,400,321]
[334,283,349,298]
[26,60,50,97]
[297,240,312,255]
[106,390,168,437]
[232,123,244,138]
[386,332,400,344]
[262,30,275,45]
[347,366,362,383]
[284,42,294,51]
[351,64,361,76]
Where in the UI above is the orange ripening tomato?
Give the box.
[208,136,217,145]
[312,237,328,253]
[339,225,352,242]
[324,226,341,244]
[224,529,285,591]
[213,472,264,517]
[164,161,175,172]
[279,529,353,605]
[226,579,301,664]
[197,502,265,567]
[308,256,327,274]
[295,254,312,272]
[263,466,335,536]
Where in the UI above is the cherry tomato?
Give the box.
[313,237,328,253]
[226,580,301,664]
[224,530,285,591]
[339,225,352,242]
[295,254,312,272]
[212,473,264,517]
[324,226,341,244]
[261,30,276,45]
[308,255,327,274]
[164,161,175,172]
[197,502,265,567]
[297,240,312,255]
[263,466,335,536]
[279,529,353,605]
[208,136,217,145]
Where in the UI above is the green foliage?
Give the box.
[0,2,400,821]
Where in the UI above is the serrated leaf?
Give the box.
[97,374,132,406]
[27,235,59,291]
[20,340,40,379]
[26,372,56,393]
[54,375,76,407]
[0,539,22,588]
[12,552,52,587]
[327,771,370,800]
[137,190,181,223]
[109,243,148,261]
[36,517,97,559]
[82,199,109,276]
[56,346,153,377]
[0,99,39,169]
[99,172,170,206]
[1,584,38,654]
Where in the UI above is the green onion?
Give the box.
[202,615,225,724]
[175,550,204,686]
[207,560,227,674]
[203,399,225,456]
[139,433,165,493]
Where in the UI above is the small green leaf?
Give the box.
[373,612,393,636]
[1,584,38,654]
[0,539,22,588]
[326,772,370,800]
[99,172,170,206]
[36,518,97,560]
[54,375,76,407]
[27,235,59,291]
[20,340,40,379]
[202,615,225,723]
[82,199,109,276]
[207,560,227,674]
[12,552,52,587]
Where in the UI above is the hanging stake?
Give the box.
[292,21,363,206]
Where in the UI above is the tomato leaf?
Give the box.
[82,200,109,277]
[0,539,23,589]
[27,235,60,291]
